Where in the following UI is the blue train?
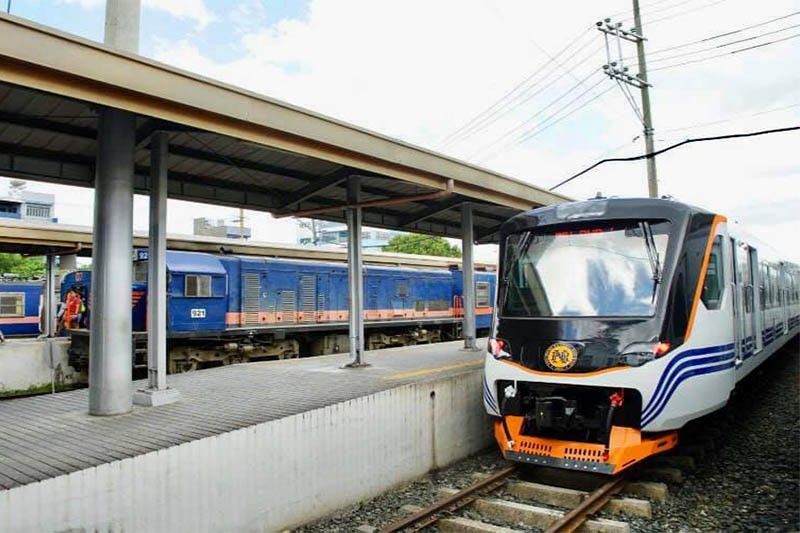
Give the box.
[0,281,43,338]
[62,250,496,372]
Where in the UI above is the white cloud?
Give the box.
[34,0,800,262]
[62,0,215,30]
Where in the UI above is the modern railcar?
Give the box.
[484,197,799,474]
[0,281,43,338]
[63,251,496,372]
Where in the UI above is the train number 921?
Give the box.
[190,308,206,319]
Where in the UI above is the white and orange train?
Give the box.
[484,197,799,474]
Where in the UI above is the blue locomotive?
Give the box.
[0,281,43,338]
[62,250,496,372]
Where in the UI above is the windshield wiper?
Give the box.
[638,221,662,303]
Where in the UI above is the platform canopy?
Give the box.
[0,14,568,244]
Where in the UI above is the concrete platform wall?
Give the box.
[0,338,80,395]
[0,369,492,532]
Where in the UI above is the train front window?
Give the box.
[501,221,671,317]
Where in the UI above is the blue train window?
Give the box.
[185,275,212,297]
[0,293,24,317]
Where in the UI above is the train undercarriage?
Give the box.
[67,321,461,373]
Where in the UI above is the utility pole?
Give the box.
[598,0,658,198]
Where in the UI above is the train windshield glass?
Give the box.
[501,221,671,317]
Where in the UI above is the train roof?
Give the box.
[500,197,714,235]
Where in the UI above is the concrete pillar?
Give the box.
[461,204,478,350]
[89,108,135,415]
[133,132,180,407]
[89,0,140,415]
[42,255,55,337]
[104,0,141,51]
[345,176,368,367]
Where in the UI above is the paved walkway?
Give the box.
[0,340,485,491]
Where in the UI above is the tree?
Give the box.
[383,234,462,258]
[0,254,46,278]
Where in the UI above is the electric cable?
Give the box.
[651,32,800,71]
[549,125,800,191]
[437,26,596,147]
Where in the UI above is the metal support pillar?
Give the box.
[88,0,140,415]
[43,255,55,337]
[461,203,478,350]
[344,176,368,368]
[133,132,180,407]
[89,108,135,415]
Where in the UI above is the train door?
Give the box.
[747,246,764,353]
[734,241,753,358]
[744,246,760,354]
[779,264,789,335]
[316,273,329,322]
[392,278,409,317]
[367,277,380,320]
[729,237,744,366]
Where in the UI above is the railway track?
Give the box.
[380,462,675,533]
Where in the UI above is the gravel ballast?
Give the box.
[292,339,799,532]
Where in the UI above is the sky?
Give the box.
[2,0,799,262]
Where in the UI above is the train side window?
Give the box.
[185,275,212,297]
[476,282,491,307]
[0,293,24,317]
[133,261,148,283]
[701,237,724,310]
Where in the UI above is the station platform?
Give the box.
[0,340,484,491]
[0,340,491,532]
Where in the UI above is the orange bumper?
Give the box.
[495,415,677,474]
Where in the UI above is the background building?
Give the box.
[0,180,56,223]
[297,220,402,250]
[193,217,252,240]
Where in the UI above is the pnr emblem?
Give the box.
[543,342,578,371]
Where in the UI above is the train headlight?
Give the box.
[488,338,511,359]
[620,341,671,366]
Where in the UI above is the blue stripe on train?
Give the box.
[642,347,735,424]
[641,343,733,419]
[642,359,736,428]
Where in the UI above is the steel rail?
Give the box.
[379,464,517,533]
[544,474,628,533]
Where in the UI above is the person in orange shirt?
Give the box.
[62,288,82,330]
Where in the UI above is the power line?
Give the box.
[549,125,800,191]
[645,10,799,56]
[440,38,604,149]
[661,101,800,134]
[652,32,800,71]
[437,26,596,147]
[507,84,616,150]
[474,82,614,164]
[467,71,604,159]
[645,0,730,26]
[647,23,800,65]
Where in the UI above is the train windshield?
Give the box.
[501,221,671,318]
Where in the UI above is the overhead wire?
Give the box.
[439,34,603,148]
[643,10,800,57]
[549,125,800,191]
[646,23,800,65]
[651,32,800,71]
[466,70,604,159]
[473,77,614,162]
[436,25,596,148]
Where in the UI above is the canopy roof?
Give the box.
[0,14,568,244]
